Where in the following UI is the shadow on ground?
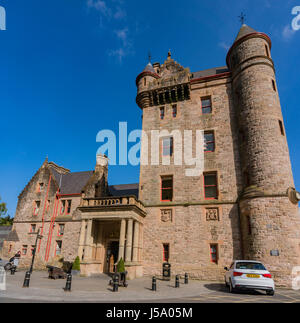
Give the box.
[204,283,264,296]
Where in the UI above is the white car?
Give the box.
[224,260,275,296]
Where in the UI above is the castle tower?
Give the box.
[227,24,300,286]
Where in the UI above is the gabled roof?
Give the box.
[109,184,139,198]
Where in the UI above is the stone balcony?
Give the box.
[79,196,147,219]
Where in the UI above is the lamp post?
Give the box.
[29,227,43,274]
[23,227,43,288]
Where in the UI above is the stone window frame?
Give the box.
[30,223,37,233]
[33,200,41,216]
[22,245,28,256]
[162,243,170,262]
[55,240,62,256]
[209,243,219,264]
[60,199,72,215]
[160,175,173,202]
[161,136,174,157]
[57,224,65,237]
[204,130,216,153]
[203,172,219,200]
[201,96,213,115]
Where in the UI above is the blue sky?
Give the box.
[0,0,299,216]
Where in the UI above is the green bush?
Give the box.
[72,256,80,271]
[116,258,125,273]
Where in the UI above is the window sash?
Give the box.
[204,174,218,199]
[161,177,173,201]
[162,138,173,156]
[204,132,215,152]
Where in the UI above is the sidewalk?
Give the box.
[0,270,214,302]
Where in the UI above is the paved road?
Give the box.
[0,271,299,303]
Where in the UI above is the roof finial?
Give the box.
[148,51,151,64]
[238,12,246,25]
[168,49,171,58]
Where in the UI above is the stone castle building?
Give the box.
[3,24,300,286]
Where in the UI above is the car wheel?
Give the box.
[266,290,275,296]
[4,263,12,271]
[229,280,235,293]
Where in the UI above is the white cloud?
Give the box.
[87,0,111,17]
[87,0,133,63]
[218,41,230,51]
[282,24,296,41]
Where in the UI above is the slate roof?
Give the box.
[59,171,94,195]
[109,184,139,198]
[2,229,19,244]
[48,162,139,198]
[191,66,229,79]
[0,226,12,248]
[234,24,257,42]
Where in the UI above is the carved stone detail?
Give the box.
[206,208,219,221]
[161,209,173,223]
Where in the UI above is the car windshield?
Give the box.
[236,262,266,270]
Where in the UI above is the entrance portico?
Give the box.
[78,196,146,279]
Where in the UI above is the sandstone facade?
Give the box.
[3,24,300,287]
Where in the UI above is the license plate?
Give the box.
[247,274,260,278]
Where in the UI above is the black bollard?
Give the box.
[175,275,180,288]
[113,274,119,292]
[23,271,31,288]
[184,273,189,284]
[64,274,72,292]
[10,266,16,275]
[152,276,157,291]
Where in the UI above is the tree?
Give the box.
[72,256,80,271]
[116,258,125,273]
[0,197,13,226]
[0,196,7,217]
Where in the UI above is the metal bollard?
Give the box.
[184,273,189,284]
[152,276,157,291]
[113,274,119,292]
[175,275,180,288]
[10,266,16,275]
[64,274,72,292]
[23,271,31,288]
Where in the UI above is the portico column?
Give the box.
[78,220,86,260]
[118,219,126,261]
[84,219,93,260]
[132,221,139,262]
[125,219,133,262]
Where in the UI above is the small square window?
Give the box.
[201,97,212,114]
[30,224,36,233]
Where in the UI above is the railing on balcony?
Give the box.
[80,196,146,213]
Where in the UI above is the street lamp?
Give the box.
[23,227,43,288]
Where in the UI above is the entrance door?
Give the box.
[106,241,119,274]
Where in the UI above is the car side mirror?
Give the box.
[224,267,228,271]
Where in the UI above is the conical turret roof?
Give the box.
[234,24,257,43]
[142,62,156,73]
